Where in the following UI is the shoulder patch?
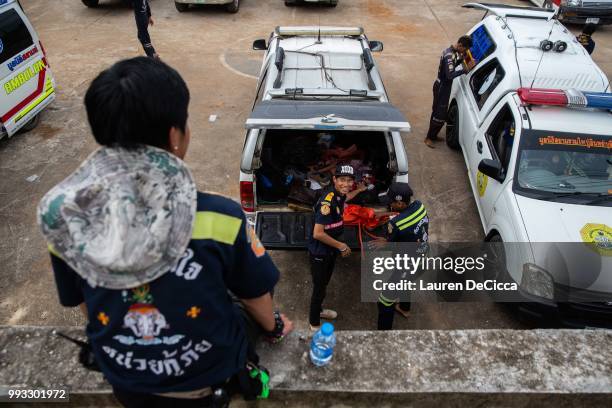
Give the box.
[324,192,334,202]
[320,204,331,215]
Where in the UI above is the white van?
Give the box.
[0,0,55,140]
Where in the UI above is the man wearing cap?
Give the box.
[374,182,429,330]
[308,164,367,330]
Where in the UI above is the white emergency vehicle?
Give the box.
[0,0,55,140]
[448,3,611,327]
[240,27,410,250]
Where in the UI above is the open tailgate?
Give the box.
[246,100,411,132]
[256,211,361,250]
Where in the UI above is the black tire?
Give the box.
[174,2,189,12]
[328,0,338,6]
[484,234,507,282]
[81,0,100,7]
[285,0,297,6]
[20,113,40,133]
[445,102,460,150]
[226,0,239,13]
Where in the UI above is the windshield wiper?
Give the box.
[540,191,610,202]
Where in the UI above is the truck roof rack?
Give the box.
[463,3,554,20]
[275,26,364,37]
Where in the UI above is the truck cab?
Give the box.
[239,27,411,250]
[449,3,612,327]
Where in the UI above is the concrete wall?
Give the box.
[1,326,611,407]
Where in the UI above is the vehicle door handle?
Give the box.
[477,141,483,154]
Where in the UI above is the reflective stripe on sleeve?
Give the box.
[192,211,242,244]
[395,204,426,231]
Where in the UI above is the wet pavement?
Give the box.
[0,0,610,330]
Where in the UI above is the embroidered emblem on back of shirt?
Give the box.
[114,284,184,346]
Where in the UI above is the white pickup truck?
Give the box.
[449,3,612,327]
[239,27,411,250]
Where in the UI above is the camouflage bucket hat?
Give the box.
[38,145,197,290]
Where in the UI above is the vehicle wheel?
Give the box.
[484,234,507,281]
[285,0,297,6]
[81,0,100,7]
[175,2,189,12]
[328,0,338,7]
[226,0,239,13]
[445,102,460,150]
[20,114,41,133]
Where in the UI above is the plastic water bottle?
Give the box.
[309,322,336,367]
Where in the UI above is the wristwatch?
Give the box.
[264,311,285,343]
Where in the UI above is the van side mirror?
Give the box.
[369,41,384,52]
[478,159,503,182]
[253,39,267,50]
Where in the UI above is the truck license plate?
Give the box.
[585,18,600,24]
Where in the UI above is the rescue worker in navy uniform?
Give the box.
[133,0,158,59]
[424,36,473,148]
[373,182,429,330]
[308,164,366,330]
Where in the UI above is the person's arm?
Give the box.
[240,293,292,336]
[225,208,293,340]
[313,223,351,256]
[345,183,367,202]
[443,52,465,80]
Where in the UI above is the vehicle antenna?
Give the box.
[530,19,556,89]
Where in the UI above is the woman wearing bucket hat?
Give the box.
[38,57,292,407]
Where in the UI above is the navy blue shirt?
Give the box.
[386,200,429,243]
[51,192,279,393]
[308,187,346,256]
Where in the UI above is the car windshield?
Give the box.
[515,130,612,201]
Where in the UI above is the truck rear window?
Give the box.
[0,8,34,65]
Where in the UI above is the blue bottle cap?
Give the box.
[321,322,334,336]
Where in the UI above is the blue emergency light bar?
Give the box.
[518,88,612,111]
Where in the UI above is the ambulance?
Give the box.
[449,3,611,327]
[0,0,55,140]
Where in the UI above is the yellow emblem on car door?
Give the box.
[580,223,612,256]
[477,171,488,197]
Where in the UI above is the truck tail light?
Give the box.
[39,41,49,67]
[240,181,255,212]
[517,88,612,110]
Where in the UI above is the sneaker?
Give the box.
[320,309,338,320]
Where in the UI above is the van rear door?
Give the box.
[248,100,410,249]
[0,1,55,137]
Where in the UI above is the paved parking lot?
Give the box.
[0,0,610,330]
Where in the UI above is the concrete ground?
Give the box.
[0,0,610,330]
